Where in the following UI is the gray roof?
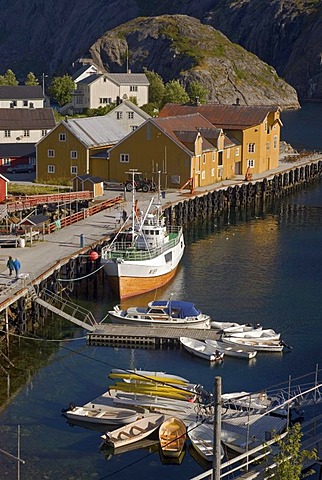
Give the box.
[78,74,101,85]
[0,85,44,99]
[0,108,56,129]
[78,73,149,86]
[75,174,103,183]
[63,116,127,147]
[0,143,35,157]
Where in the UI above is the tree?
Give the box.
[0,69,18,86]
[48,75,74,106]
[269,423,317,480]
[161,79,189,107]
[25,72,39,86]
[140,102,159,116]
[144,68,165,106]
[187,81,208,104]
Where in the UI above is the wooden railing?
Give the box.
[5,191,94,213]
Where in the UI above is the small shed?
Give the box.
[73,174,104,197]
[0,174,9,203]
[20,213,50,228]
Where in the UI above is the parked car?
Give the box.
[7,164,36,174]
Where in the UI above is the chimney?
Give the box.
[235,97,240,106]
[195,96,200,106]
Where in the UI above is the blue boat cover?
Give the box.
[149,300,201,319]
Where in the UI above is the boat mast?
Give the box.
[126,169,141,245]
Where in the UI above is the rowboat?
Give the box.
[221,324,262,334]
[221,413,287,454]
[188,422,224,462]
[101,414,166,449]
[180,337,224,362]
[210,320,241,330]
[108,300,211,329]
[221,336,284,352]
[159,416,187,458]
[62,404,140,426]
[108,368,190,385]
[205,339,257,360]
[224,329,280,341]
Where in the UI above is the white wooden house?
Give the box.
[0,86,44,109]
[105,100,150,134]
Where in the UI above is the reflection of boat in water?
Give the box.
[159,416,187,458]
[108,300,211,329]
[101,437,160,456]
[205,339,257,360]
[100,183,185,299]
[159,443,186,464]
[180,337,224,363]
[109,368,190,385]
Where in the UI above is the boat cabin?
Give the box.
[136,213,168,250]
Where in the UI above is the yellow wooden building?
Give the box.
[159,103,282,177]
[108,113,241,189]
[36,116,127,183]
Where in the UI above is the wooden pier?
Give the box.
[87,324,221,348]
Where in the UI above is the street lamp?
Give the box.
[42,73,48,96]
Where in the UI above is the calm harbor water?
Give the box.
[1,103,322,479]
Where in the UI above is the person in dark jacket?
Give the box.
[13,258,21,279]
[7,256,15,276]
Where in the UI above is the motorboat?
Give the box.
[221,336,285,352]
[159,416,187,458]
[62,403,140,426]
[101,414,166,449]
[180,337,224,362]
[100,179,185,299]
[205,339,257,360]
[188,422,224,462]
[108,300,211,329]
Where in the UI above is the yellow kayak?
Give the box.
[109,382,195,401]
[108,369,190,386]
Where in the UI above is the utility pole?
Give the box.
[213,376,222,480]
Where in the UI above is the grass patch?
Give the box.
[8,184,71,196]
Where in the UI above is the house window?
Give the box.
[247,159,255,168]
[130,86,138,92]
[201,170,205,180]
[99,98,109,104]
[71,166,78,175]
[24,130,30,137]
[116,112,123,120]
[235,147,240,156]
[59,133,66,142]
[29,102,34,108]
[211,168,215,177]
[120,154,129,163]
[48,165,55,173]
[131,125,138,131]
[212,151,216,162]
[30,157,36,165]
[23,100,28,107]
[4,130,11,138]
[202,154,206,164]
[42,129,47,136]
[227,149,230,159]
[266,141,270,150]
[48,149,55,158]
[218,167,223,177]
[218,151,223,166]
[70,151,78,159]
[273,135,277,149]
[3,158,11,165]
[128,112,134,119]
[10,101,17,108]
[103,77,107,82]
[248,143,255,153]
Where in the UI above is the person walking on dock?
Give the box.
[13,258,21,279]
[7,256,15,276]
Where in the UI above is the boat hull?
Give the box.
[108,310,210,329]
[64,405,139,425]
[102,234,184,299]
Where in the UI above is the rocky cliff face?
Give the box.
[0,0,320,101]
[85,15,299,108]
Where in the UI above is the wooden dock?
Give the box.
[87,324,221,348]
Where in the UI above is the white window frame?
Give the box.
[3,158,11,165]
[71,166,78,175]
[116,112,123,120]
[120,153,129,163]
[4,130,11,138]
[227,149,230,159]
[211,168,215,177]
[201,170,205,180]
[59,133,66,142]
[235,147,240,156]
[247,143,255,153]
[247,159,255,168]
[42,129,47,136]
[48,165,55,173]
[266,141,270,150]
[273,135,277,149]
[130,85,138,92]
[70,150,78,160]
[128,111,134,119]
[30,157,36,166]
[48,149,55,158]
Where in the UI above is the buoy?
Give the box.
[89,251,99,261]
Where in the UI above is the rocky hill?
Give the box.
[0,0,321,101]
[85,15,299,108]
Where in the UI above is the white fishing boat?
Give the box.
[108,300,210,329]
[109,368,190,385]
[100,172,185,299]
[101,414,166,449]
[224,328,280,341]
[221,413,287,454]
[180,337,224,363]
[62,404,140,426]
[221,336,285,352]
[205,339,257,360]
[188,422,224,462]
[159,416,187,458]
